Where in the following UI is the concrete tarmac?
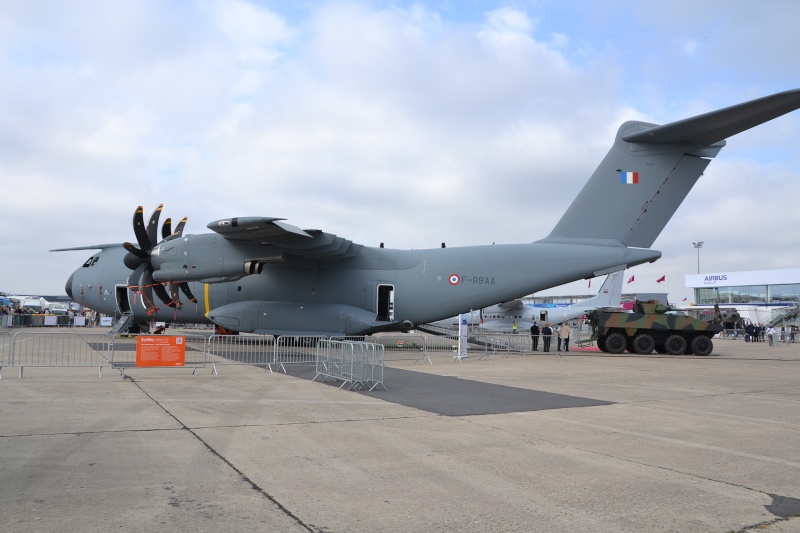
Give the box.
[1,329,799,532]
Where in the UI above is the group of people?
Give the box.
[738,323,797,345]
[0,305,102,327]
[1,305,42,315]
[528,321,572,352]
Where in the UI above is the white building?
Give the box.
[683,268,800,325]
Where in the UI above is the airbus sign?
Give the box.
[686,268,800,289]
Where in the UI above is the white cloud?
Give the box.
[0,0,798,305]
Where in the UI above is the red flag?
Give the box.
[656,275,666,283]
[627,275,634,284]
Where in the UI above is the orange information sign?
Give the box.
[136,336,186,367]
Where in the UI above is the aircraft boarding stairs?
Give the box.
[109,312,136,335]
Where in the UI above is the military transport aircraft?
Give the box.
[430,270,624,331]
[53,89,800,336]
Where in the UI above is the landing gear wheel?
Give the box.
[664,334,687,355]
[632,333,655,354]
[690,336,713,356]
[605,332,626,354]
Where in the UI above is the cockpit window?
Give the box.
[82,256,100,267]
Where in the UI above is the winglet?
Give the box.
[622,89,800,146]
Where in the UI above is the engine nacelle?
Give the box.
[149,234,279,283]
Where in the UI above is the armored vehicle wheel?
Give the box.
[664,334,687,355]
[690,336,713,356]
[605,332,626,354]
[597,336,607,352]
[654,344,667,354]
[632,333,655,354]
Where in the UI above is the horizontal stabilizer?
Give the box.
[543,89,800,249]
[622,89,800,146]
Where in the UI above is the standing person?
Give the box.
[530,322,540,351]
[512,321,518,334]
[560,322,572,352]
[556,324,562,351]
[542,322,553,352]
[767,324,776,346]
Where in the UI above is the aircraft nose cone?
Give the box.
[65,272,75,300]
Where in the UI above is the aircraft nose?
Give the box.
[65,272,75,300]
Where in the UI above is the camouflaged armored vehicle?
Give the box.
[587,300,723,356]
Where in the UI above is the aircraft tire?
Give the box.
[632,333,655,354]
[605,332,627,354]
[664,334,687,355]
[691,336,713,356]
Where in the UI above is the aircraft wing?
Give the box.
[207,217,361,260]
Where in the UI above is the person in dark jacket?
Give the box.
[530,322,540,351]
[542,322,553,352]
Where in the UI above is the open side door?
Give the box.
[376,284,394,322]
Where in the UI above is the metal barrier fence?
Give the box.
[373,335,429,363]
[314,340,387,391]
[0,330,549,380]
[206,334,276,373]
[472,332,533,357]
[0,330,11,378]
[422,335,461,358]
[273,336,328,373]
[10,332,113,378]
[5,315,87,328]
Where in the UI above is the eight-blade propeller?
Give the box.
[123,205,197,312]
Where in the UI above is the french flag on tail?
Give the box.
[620,171,639,184]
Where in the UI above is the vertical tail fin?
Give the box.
[581,270,624,309]
[541,89,800,248]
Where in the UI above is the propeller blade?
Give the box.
[141,269,157,311]
[178,282,197,303]
[123,242,148,259]
[173,217,188,237]
[153,283,176,308]
[132,206,151,252]
[168,282,182,309]
[161,218,172,240]
[126,263,147,289]
[146,204,164,249]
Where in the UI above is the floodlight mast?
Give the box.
[692,241,704,274]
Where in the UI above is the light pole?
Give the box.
[692,241,704,274]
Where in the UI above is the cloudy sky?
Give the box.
[2,0,799,304]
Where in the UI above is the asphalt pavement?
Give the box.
[1,329,799,532]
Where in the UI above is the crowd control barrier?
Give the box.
[314,340,386,391]
[0,329,548,381]
[9,332,113,378]
[206,334,276,373]
[0,330,12,378]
